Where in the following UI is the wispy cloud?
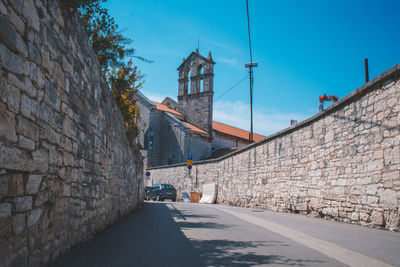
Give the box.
[216,57,244,71]
[201,37,241,54]
[213,100,311,136]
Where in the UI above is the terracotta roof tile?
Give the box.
[212,121,265,141]
[182,122,208,135]
[152,101,264,140]
[152,101,184,117]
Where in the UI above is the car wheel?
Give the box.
[172,199,176,202]
[156,195,160,201]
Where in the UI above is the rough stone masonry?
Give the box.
[150,64,400,232]
[0,0,143,266]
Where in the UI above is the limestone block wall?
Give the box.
[212,131,248,150]
[0,1,143,266]
[178,91,213,133]
[150,64,400,231]
[185,133,211,161]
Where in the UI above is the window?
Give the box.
[198,65,204,92]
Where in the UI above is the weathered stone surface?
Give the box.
[0,203,12,236]
[0,0,142,265]
[380,189,397,210]
[9,0,24,14]
[44,80,61,111]
[0,44,24,74]
[0,103,18,142]
[32,149,49,173]
[20,94,32,119]
[0,14,16,50]
[14,197,32,212]
[16,117,39,141]
[1,83,20,113]
[0,203,12,218]
[26,175,42,195]
[28,43,40,65]
[7,73,24,91]
[0,145,33,171]
[8,7,25,35]
[385,211,399,230]
[7,174,24,196]
[12,213,25,234]
[27,209,42,227]
[0,1,6,15]
[23,76,37,97]
[22,1,40,32]
[42,106,63,131]
[0,175,8,199]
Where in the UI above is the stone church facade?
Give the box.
[136,50,265,168]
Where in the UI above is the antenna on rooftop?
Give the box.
[365,58,369,83]
[197,34,200,52]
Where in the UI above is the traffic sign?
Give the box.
[188,154,193,160]
[145,171,151,177]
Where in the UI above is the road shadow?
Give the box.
[48,202,329,266]
[48,202,205,267]
[191,239,325,266]
[177,221,229,229]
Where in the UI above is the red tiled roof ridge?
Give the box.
[182,122,208,135]
[152,101,184,117]
[212,121,265,141]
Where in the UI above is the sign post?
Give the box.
[187,155,193,169]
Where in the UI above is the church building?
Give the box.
[135,49,265,167]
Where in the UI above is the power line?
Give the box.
[214,74,249,102]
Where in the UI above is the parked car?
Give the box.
[147,184,177,201]
[144,186,156,200]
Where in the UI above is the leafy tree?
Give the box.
[61,0,147,141]
[78,1,134,72]
[110,61,143,137]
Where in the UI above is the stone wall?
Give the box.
[0,1,143,266]
[212,131,248,150]
[149,64,400,231]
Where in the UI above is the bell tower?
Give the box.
[177,49,215,135]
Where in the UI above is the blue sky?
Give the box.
[103,0,400,136]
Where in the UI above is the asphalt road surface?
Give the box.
[49,201,400,267]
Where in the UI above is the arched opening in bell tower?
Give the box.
[198,65,204,92]
[184,68,191,95]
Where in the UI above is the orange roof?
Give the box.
[212,121,265,142]
[152,101,264,140]
[182,122,208,135]
[152,102,184,117]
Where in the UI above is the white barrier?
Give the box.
[199,183,217,204]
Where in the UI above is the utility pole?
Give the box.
[245,62,257,142]
[364,58,369,83]
[245,0,257,142]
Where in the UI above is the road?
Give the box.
[49,201,400,267]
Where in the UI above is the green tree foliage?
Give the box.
[78,1,134,72]
[61,0,147,141]
[110,61,143,137]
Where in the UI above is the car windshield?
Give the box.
[162,185,175,190]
